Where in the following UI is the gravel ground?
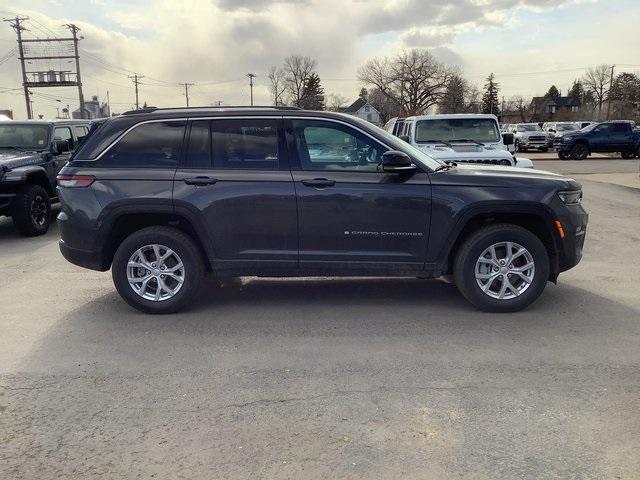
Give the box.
[1,161,639,479]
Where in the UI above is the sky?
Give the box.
[0,0,639,119]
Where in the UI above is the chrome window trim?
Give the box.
[89,115,395,162]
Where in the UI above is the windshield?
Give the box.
[365,121,442,170]
[415,118,500,144]
[556,123,579,132]
[0,124,50,149]
[516,124,542,132]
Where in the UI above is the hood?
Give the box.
[418,143,513,161]
[433,163,580,190]
[0,150,43,171]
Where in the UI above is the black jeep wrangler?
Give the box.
[57,107,588,314]
[0,120,91,235]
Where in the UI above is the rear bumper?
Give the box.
[59,239,106,271]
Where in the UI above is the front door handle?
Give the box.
[183,176,218,186]
[301,178,336,188]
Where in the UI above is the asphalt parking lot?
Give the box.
[1,160,639,479]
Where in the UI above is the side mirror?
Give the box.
[53,139,70,154]
[398,135,411,143]
[502,133,514,146]
[382,150,416,173]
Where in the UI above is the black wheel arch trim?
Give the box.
[432,200,562,275]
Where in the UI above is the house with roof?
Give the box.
[338,98,381,124]
[529,96,581,122]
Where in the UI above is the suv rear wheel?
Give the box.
[112,226,205,314]
[453,224,550,312]
[12,184,51,236]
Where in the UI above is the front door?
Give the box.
[173,117,298,271]
[288,118,431,272]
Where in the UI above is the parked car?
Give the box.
[510,123,551,152]
[576,121,596,129]
[397,114,533,167]
[555,120,640,160]
[57,106,587,313]
[383,117,405,136]
[0,119,90,235]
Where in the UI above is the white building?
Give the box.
[339,98,381,124]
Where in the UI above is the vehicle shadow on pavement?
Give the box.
[3,278,640,479]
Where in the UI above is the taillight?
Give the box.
[56,174,95,188]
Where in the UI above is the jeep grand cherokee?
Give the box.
[56,107,588,313]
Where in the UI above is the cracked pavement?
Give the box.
[1,161,639,479]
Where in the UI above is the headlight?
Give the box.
[558,190,582,205]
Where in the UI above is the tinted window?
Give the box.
[211,119,279,170]
[292,120,387,172]
[55,127,74,149]
[610,123,629,133]
[186,120,211,168]
[101,121,185,167]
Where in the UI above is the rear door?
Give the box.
[173,117,298,271]
[288,117,431,272]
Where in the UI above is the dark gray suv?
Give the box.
[57,107,587,313]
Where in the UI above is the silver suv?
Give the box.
[510,123,550,152]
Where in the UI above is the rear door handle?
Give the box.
[301,178,335,188]
[183,176,218,186]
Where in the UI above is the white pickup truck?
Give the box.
[396,114,534,168]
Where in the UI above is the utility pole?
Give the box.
[606,64,615,120]
[65,24,85,119]
[180,82,194,107]
[128,74,144,110]
[106,90,110,116]
[246,73,256,106]
[4,16,31,119]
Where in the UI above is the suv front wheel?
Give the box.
[112,226,205,314]
[453,224,550,312]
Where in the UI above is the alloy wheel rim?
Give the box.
[475,241,535,300]
[31,195,47,226]
[126,244,185,302]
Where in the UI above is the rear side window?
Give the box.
[54,127,74,150]
[100,121,185,167]
[211,119,280,170]
[74,125,89,143]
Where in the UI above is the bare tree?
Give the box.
[582,64,610,119]
[283,55,317,107]
[358,49,451,115]
[267,66,287,106]
[325,93,349,111]
[506,95,529,122]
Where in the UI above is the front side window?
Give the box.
[292,120,387,172]
[55,127,74,150]
[101,121,185,167]
[0,124,49,150]
[211,119,280,170]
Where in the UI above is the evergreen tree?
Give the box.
[299,73,325,110]
[545,85,561,99]
[439,74,467,114]
[568,79,584,99]
[481,73,500,114]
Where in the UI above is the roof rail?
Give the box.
[121,105,302,115]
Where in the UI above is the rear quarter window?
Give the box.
[97,121,186,168]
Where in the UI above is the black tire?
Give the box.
[515,141,522,152]
[112,226,205,314]
[570,143,589,160]
[621,150,635,159]
[11,184,51,236]
[453,224,550,313]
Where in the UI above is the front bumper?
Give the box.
[556,203,588,272]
